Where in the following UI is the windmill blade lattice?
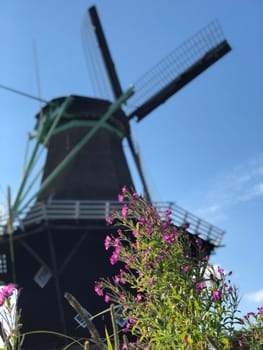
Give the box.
[126,20,231,121]
[81,11,114,101]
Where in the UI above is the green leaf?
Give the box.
[105,327,113,350]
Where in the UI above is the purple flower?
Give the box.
[110,252,119,265]
[106,216,113,224]
[114,269,126,284]
[136,294,142,302]
[132,192,139,199]
[183,265,189,273]
[114,275,120,284]
[147,277,153,287]
[132,230,139,237]
[118,194,124,203]
[212,290,222,301]
[195,237,202,246]
[104,235,111,250]
[196,281,206,294]
[1,284,15,297]
[114,237,120,248]
[94,282,103,296]
[165,209,171,217]
[184,222,190,229]
[119,292,125,301]
[238,339,243,347]
[162,232,175,244]
[128,317,136,325]
[160,221,169,232]
[138,217,146,226]
[104,294,110,303]
[183,335,189,344]
[218,267,224,274]
[122,204,128,218]
[146,225,152,235]
[257,307,263,315]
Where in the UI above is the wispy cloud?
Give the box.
[195,156,263,223]
[245,289,263,303]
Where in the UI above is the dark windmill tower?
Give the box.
[0,6,231,349]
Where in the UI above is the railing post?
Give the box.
[195,219,201,235]
[105,201,110,219]
[42,203,47,222]
[75,201,80,219]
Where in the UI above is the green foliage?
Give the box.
[94,189,263,349]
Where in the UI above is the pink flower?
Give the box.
[114,237,120,248]
[122,204,128,218]
[128,317,136,325]
[212,289,222,301]
[147,277,153,287]
[114,275,120,284]
[104,235,111,250]
[183,335,189,344]
[106,216,113,224]
[162,232,175,244]
[257,307,263,315]
[136,294,142,301]
[110,252,119,265]
[196,281,206,294]
[122,185,127,193]
[138,217,146,226]
[183,265,189,273]
[132,192,139,199]
[146,225,152,235]
[238,339,243,347]
[132,230,138,237]
[94,282,103,296]
[1,284,15,297]
[118,194,124,203]
[114,269,126,284]
[0,292,5,306]
[218,267,224,274]
[104,294,110,303]
[165,209,171,217]
[119,292,125,301]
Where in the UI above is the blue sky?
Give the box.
[0,1,262,316]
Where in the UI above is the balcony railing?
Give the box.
[0,200,224,247]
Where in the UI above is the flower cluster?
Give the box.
[94,189,262,349]
[0,284,15,306]
[0,284,21,350]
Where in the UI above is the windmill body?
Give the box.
[37,96,134,201]
[0,5,231,349]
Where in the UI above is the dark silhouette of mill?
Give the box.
[0,6,231,349]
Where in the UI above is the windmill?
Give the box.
[0,5,231,349]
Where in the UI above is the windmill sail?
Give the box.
[86,6,123,100]
[126,20,231,121]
